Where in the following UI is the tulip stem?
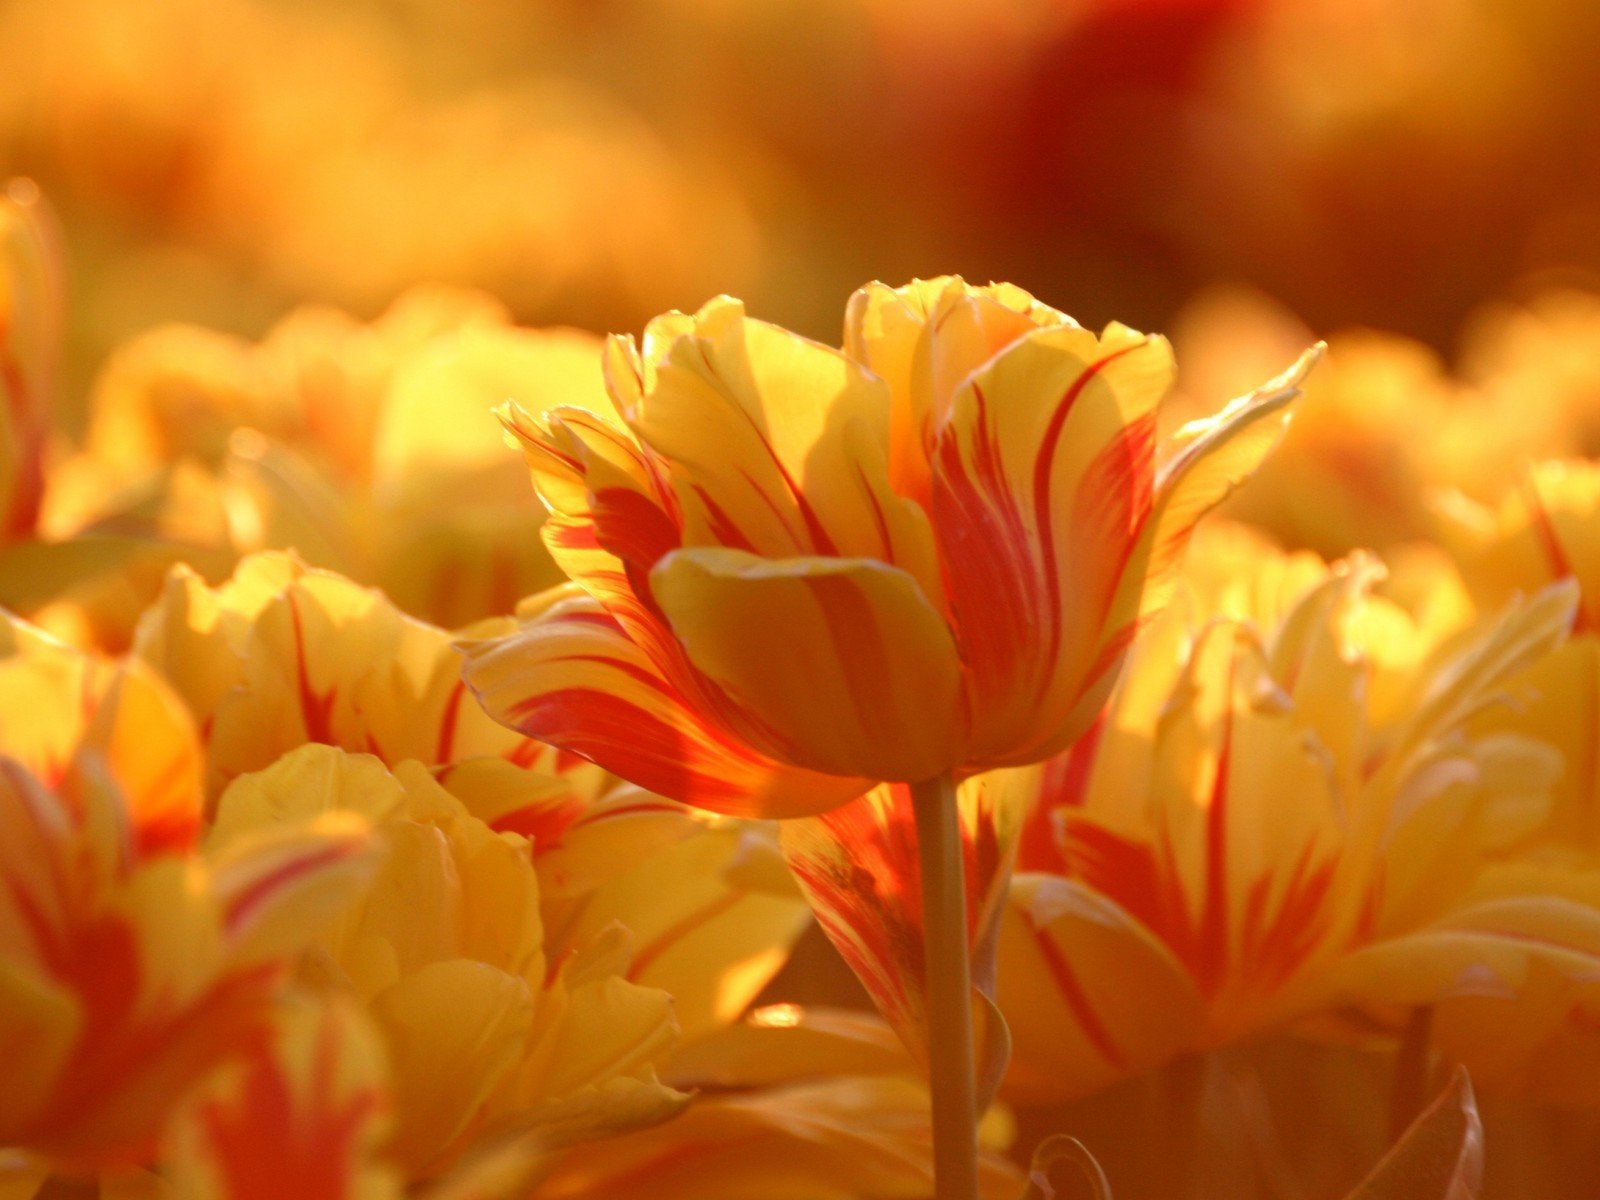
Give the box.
[912,771,980,1200]
[1389,1006,1435,1141]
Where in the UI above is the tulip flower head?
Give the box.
[0,617,372,1174]
[1000,532,1581,1103]
[465,278,1321,817]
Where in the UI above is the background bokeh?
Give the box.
[6,0,1600,398]
[8,6,1600,1198]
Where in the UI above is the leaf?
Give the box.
[1343,1067,1483,1200]
[1019,1135,1114,1200]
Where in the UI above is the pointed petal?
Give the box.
[1133,343,1323,620]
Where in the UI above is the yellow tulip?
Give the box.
[1434,459,1600,845]
[1000,531,1581,1103]
[208,744,688,1182]
[463,277,1320,817]
[133,553,542,801]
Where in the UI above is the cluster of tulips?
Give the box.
[7,174,1600,1200]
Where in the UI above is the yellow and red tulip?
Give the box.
[0,636,371,1177]
[1001,532,1585,1103]
[464,278,1320,816]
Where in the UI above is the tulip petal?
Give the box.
[1133,343,1323,620]
[460,595,869,817]
[931,323,1172,764]
[369,960,535,1176]
[996,874,1206,1104]
[557,826,810,1042]
[844,276,1070,508]
[781,770,1030,1101]
[652,547,963,781]
[0,181,63,543]
[631,298,940,595]
[171,995,399,1200]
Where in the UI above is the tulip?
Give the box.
[464,277,1318,1198]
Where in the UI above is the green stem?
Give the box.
[911,771,979,1200]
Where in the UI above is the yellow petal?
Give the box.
[652,547,963,781]
[631,297,940,598]
[558,826,809,1042]
[369,961,534,1177]
[996,874,1205,1105]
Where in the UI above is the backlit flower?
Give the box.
[0,179,61,545]
[0,619,371,1175]
[464,277,1320,816]
[999,530,1583,1103]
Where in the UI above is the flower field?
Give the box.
[3,3,1600,1198]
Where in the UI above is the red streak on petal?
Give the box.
[1239,842,1336,993]
[1031,921,1128,1070]
[691,483,759,554]
[287,594,337,746]
[1031,342,1145,681]
[506,687,753,811]
[198,1018,380,1200]
[626,891,745,983]
[223,840,361,937]
[724,396,840,556]
[434,680,467,766]
[1525,474,1598,633]
[486,795,587,850]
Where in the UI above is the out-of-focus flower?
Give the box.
[44,287,579,634]
[1434,460,1600,846]
[165,993,398,1200]
[0,195,581,650]
[0,0,761,342]
[1171,287,1600,558]
[0,617,371,1177]
[999,527,1585,1103]
[0,180,61,545]
[207,744,687,1183]
[130,551,818,1184]
[533,1003,1023,1200]
[464,277,1319,817]
[1416,460,1600,1108]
